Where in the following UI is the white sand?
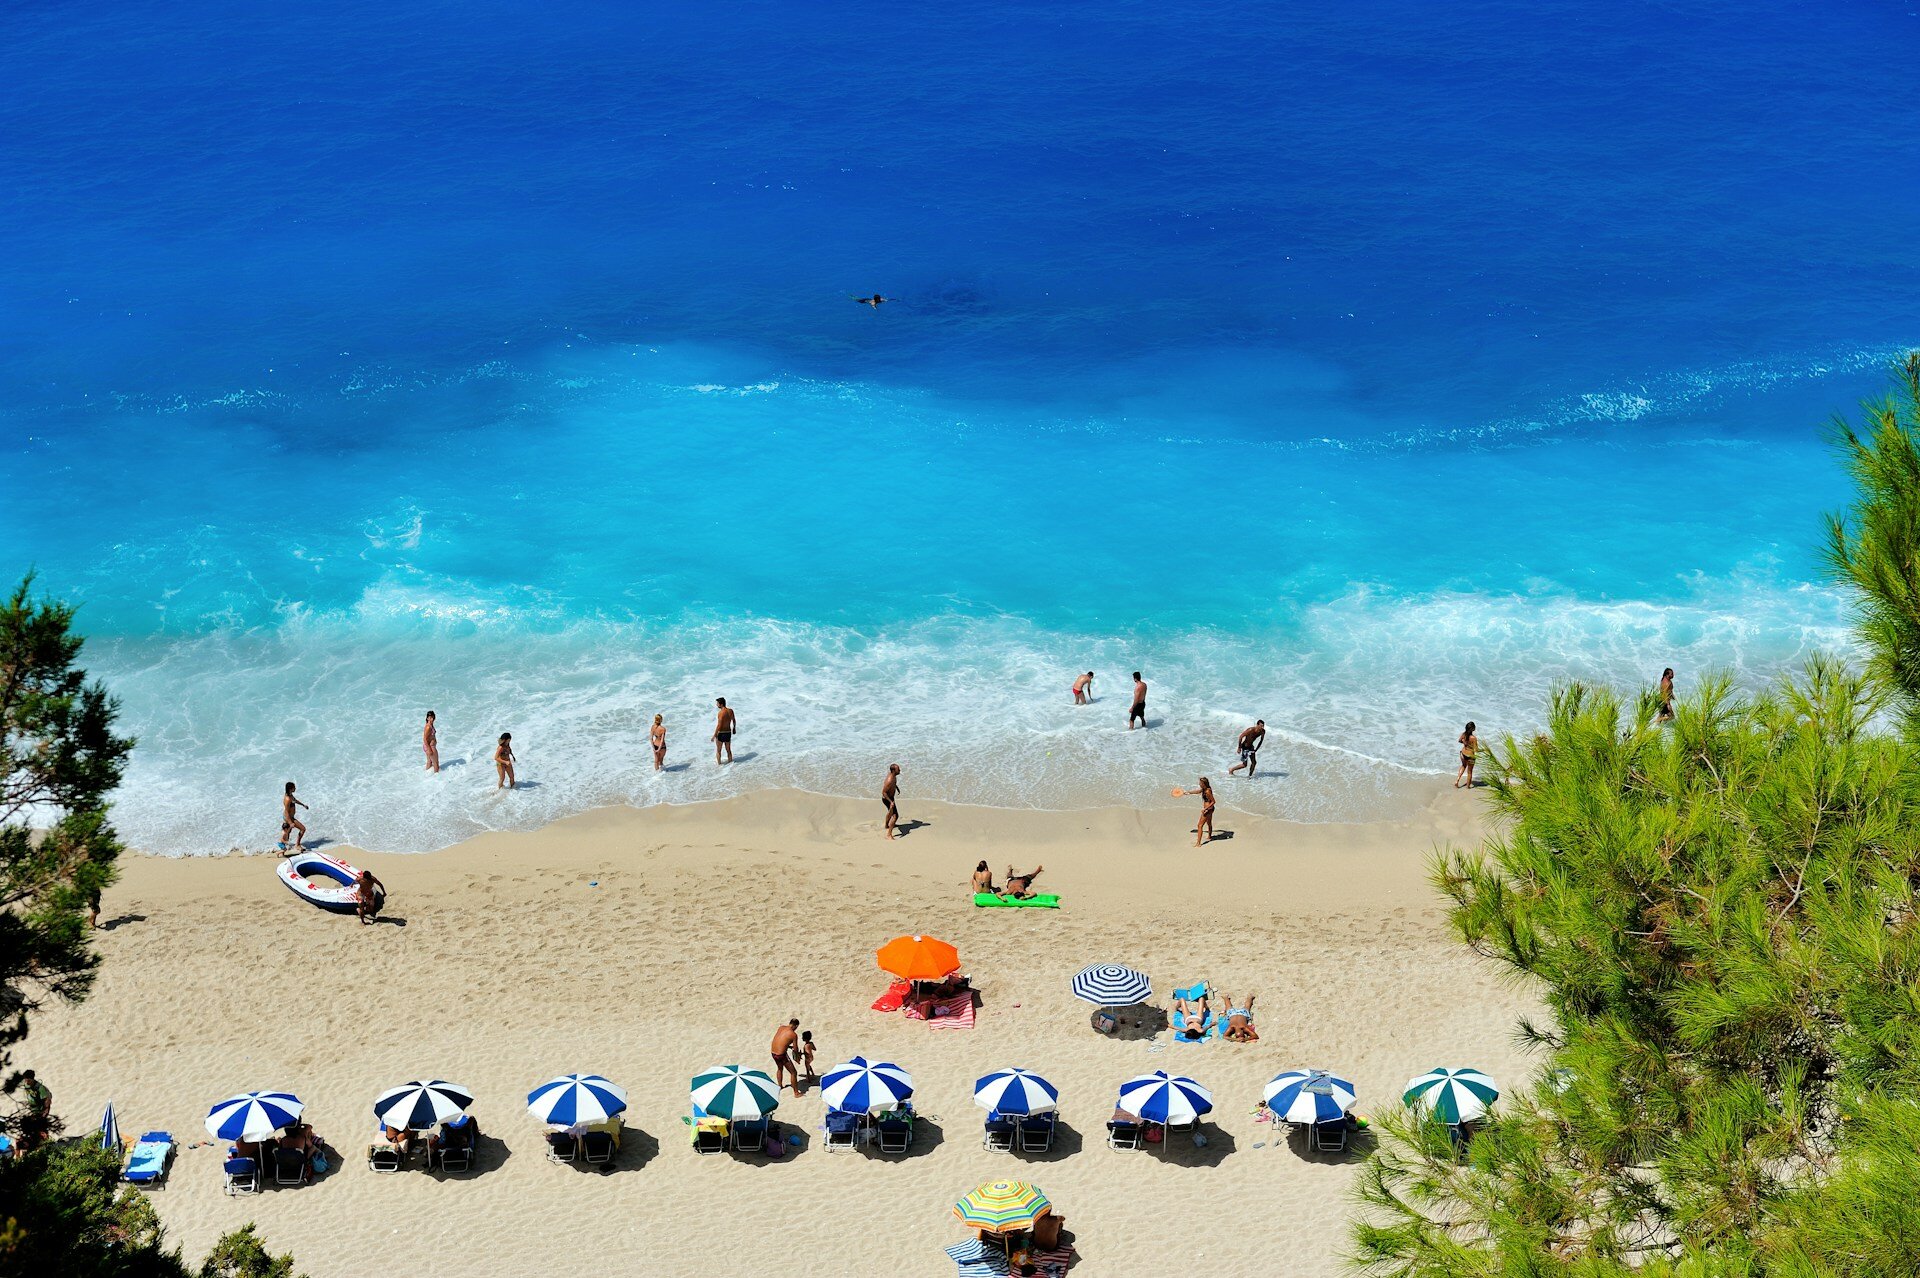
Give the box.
[29,786,1534,1276]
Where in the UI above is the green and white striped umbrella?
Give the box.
[690,1066,780,1120]
[1403,1067,1499,1123]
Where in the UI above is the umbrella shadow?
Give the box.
[870,1116,943,1160]
[1100,1005,1168,1040]
[1284,1121,1375,1165]
[729,1122,807,1165]
[1155,1122,1237,1167]
[433,1135,515,1178]
[1008,1118,1083,1163]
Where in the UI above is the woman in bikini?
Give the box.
[882,763,902,838]
[1455,722,1478,789]
[1174,991,1212,1039]
[495,733,516,790]
[280,782,308,851]
[650,714,667,771]
[971,861,997,894]
[423,710,440,773]
[1176,777,1216,846]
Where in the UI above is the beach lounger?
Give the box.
[367,1141,404,1172]
[1106,1119,1142,1150]
[730,1118,768,1154]
[272,1146,308,1186]
[823,1109,862,1151]
[223,1155,260,1194]
[1313,1120,1349,1153]
[546,1131,579,1163]
[691,1117,729,1155]
[1017,1113,1057,1153]
[121,1132,174,1189]
[436,1140,475,1173]
[983,1115,1016,1152]
[580,1130,616,1165]
[877,1112,912,1153]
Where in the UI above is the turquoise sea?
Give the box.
[2,1,1914,852]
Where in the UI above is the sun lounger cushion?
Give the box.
[973,892,1061,908]
[123,1133,173,1183]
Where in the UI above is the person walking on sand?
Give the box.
[18,1069,53,1150]
[1072,671,1095,705]
[712,697,737,765]
[1227,720,1266,777]
[1657,668,1676,723]
[651,714,667,771]
[771,1018,801,1095]
[423,710,440,773]
[356,869,386,925]
[1455,722,1479,789]
[495,733,516,789]
[279,782,308,852]
[1174,777,1216,846]
[1129,672,1148,729]
[881,763,903,838]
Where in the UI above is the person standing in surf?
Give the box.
[1455,722,1479,789]
[423,710,440,773]
[712,697,736,765]
[280,781,308,852]
[1072,671,1095,705]
[1227,720,1266,777]
[651,714,667,771]
[495,732,517,789]
[1656,668,1676,723]
[1129,672,1148,730]
[882,763,903,839]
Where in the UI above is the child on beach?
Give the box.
[279,782,308,851]
[798,1030,816,1083]
[495,733,516,789]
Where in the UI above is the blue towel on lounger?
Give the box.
[123,1132,173,1183]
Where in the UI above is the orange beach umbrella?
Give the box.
[877,934,961,982]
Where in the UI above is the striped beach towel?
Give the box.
[906,992,977,1030]
[1033,1244,1075,1276]
[944,1240,1010,1277]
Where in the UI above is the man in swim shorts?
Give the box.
[712,698,736,765]
[771,1018,801,1095]
[1004,864,1043,899]
[1129,672,1147,729]
[881,763,902,839]
[1228,720,1266,777]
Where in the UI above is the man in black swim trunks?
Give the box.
[712,697,736,765]
[881,763,902,839]
[1228,720,1266,777]
[1129,672,1147,730]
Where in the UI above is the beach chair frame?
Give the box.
[1312,1120,1349,1154]
[730,1118,768,1154]
[223,1156,261,1194]
[877,1115,912,1153]
[581,1130,616,1166]
[1017,1113,1056,1153]
[983,1117,1016,1152]
[272,1146,308,1186]
[367,1143,404,1173]
[546,1132,580,1163]
[435,1141,476,1173]
[692,1126,728,1155]
[1105,1119,1142,1150]
[122,1132,175,1190]
[823,1110,861,1152]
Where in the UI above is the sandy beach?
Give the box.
[30,786,1535,1276]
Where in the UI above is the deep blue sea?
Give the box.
[3,1,1916,853]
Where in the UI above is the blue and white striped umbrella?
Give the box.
[99,1100,120,1151]
[820,1056,913,1115]
[1117,1070,1213,1125]
[205,1090,305,1143]
[1072,963,1150,1007]
[973,1067,1060,1116]
[527,1074,629,1126]
[374,1080,474,1131]
[1264,1069,1358,1124]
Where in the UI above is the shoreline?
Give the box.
[40,784,1529,1277]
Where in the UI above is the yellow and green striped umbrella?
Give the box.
[952,1179,1050,1234]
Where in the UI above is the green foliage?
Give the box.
[195,1226,298,1278]
[1824,350,1920,741]
[0,1141,179,1278]
[1349,659,1920,1276]
[0,574,135,1115]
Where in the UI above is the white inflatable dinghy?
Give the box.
[277,851,381,914]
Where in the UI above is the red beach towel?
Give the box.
[903,992,976,1030]
[870,981,910,1012]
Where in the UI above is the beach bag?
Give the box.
[764,1133,785,1158]
[1093,1012,1117,1034]
[311,1153,330,1174]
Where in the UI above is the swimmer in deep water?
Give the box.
[852,294,892,307]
